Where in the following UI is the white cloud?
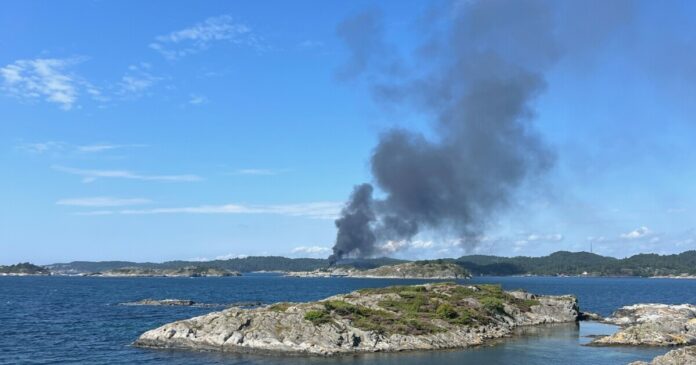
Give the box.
[298,40,324,49]
[526,233,564,242]
[621,226,652,239]
[17,141,144,154]
[76,143,146,153]
[56,197,151,207]
[188,94,208,105]
[378,239,434,254]
[118,63,160,96]
[17,141,66,154]
[233,168,288,176]
[150,15,260,59]
[52,165,202,183]
[291,246,331,255]
[214,253,249,260]
[117,201,342,220]
[77,201,341,220]
[0,58,83,110]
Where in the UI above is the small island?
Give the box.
[286,261,469,279]
[591,303,696,347]
[93,266,241,277]
[134,282,579,355]
[0,262,50,276]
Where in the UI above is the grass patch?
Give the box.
[269,302,291,312]
[304,309,332,325]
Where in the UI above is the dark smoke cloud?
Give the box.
[330,0,593,263]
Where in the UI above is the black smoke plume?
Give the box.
[330,0,568,263]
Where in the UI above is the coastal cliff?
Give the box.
[134,283,578,355]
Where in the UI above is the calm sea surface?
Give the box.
[2,275,695,364]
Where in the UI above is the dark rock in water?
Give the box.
[629,345,696,364]
[591,304,696,346]
[134,283,579,355]
[123,299,196,306]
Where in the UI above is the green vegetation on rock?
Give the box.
[303,283,544,335]
[0,262,49,275]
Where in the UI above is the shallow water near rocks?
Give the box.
[2,274,695,364]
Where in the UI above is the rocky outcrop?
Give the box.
[629,346,696,365]
[351,262,470,279]
[134,283,578,355]
[591,304,696,346]
[286,262,469,279]
[122,299,196,306]
[121,299,264,308]
[95,266,241,277]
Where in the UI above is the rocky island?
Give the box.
[94,266,241,277]
[286,261,469,279]
[0,262,50,276]
[134,283,578,355]
[591,303,696,346]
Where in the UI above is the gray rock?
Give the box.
[592,304,696,346]
[629,345,696,365]
[123,299,196,306]
[134,283,578,355]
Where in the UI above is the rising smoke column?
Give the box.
[330,0,561,263]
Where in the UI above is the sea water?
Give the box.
[2,274,695,364]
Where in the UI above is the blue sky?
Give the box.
[1,0,695,264]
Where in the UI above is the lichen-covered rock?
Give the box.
[592,304,696,346]
[134,283,578,355]
[629,346,696,365]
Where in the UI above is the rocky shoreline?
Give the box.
[92,266,241,277]
[285,262,469,280]
[629,346,696,364]
[591,304,696,347]
[134,283,578,356]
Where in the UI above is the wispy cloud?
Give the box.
[188,94,208,105]
[0,58,84,110]
[233,168,289,176]
[118,63,161,97]
[75,143,147,153]
[291,246,331,254]
[150,15,261,59]
[56,197,151,207]
[17,141,66,154]
[17,141,145,155]
[52,165,202,183]
[298,40,324,49]
[80,201,342,220]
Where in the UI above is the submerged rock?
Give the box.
[592,304,696,346]
[629,346,696,365]
[134,283,578,355]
